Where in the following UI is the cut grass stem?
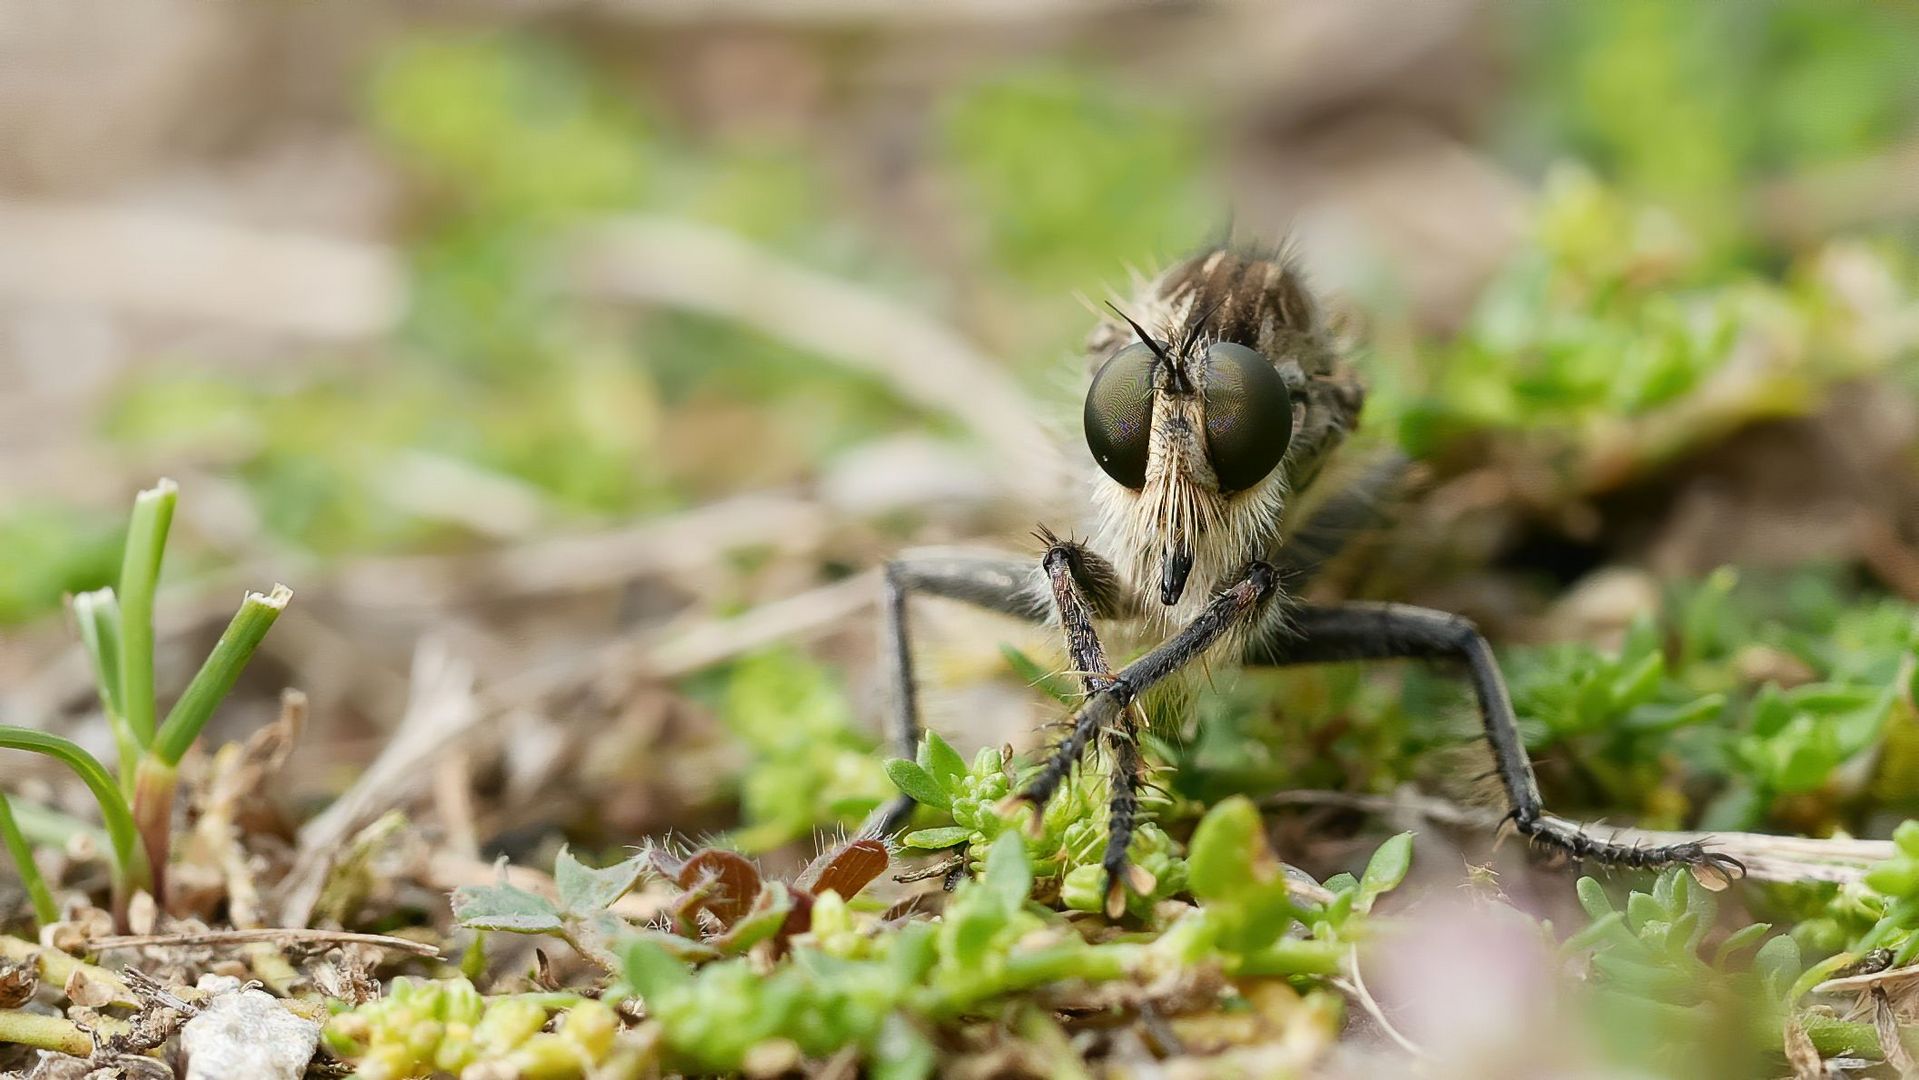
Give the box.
[152,585,292,766]
[134,583,291,901]
[115,479,176,750]
[0,1009,92,1056]
[0,934,135,1002]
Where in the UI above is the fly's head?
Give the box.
[1080,247,1357,625]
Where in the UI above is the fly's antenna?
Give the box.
[1106,302,1169,364]
[1107,301,1192,393]
[1179,295,1230,358]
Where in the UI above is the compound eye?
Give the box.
[1084,342,1157,488]
[1201,341,1293,493]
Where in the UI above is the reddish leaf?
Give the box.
[676,848,761,928]
[800,838,891,900]
[773,890,816,956]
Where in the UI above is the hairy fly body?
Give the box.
[865,246,1739,916]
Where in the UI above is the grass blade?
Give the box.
[71,588,136,791]
[0,727,148,915]
[0,790,58,928]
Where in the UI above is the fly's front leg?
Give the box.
[1244,603,1744,878]
[1015,532,1126,811]
[858,552,1053,839]
[1009,560,1280,914]
[1027,534,1156,919]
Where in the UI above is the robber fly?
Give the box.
[865,245,1739,916]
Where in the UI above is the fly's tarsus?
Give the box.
[1517,814,1747,882]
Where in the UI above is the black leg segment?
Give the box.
[860,542,1135,840]
[860,552,1051,838]
[1243,602,1742,877]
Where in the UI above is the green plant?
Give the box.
[1481,567,1919,834]
[0,480,289,927]
[323,977,631,1080]
[1568,867,1875,1068]
[1380,169,1914,477]
[886,730,1186,918]
[1174,796,1408,977]
[1792,821,1919,973]
[615,813,1413,1077]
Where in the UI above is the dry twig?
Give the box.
[84,928,439,959]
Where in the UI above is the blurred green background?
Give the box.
[2,0,1912,624]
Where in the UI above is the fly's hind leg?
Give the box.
[858,551,1053,839]
[1243,603,1743,879]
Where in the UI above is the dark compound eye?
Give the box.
[1201,341,1293,493]
[1084,342,1157,488]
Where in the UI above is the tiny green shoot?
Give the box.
[0,481,290,926]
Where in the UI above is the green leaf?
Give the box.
[553,846,648,916]
[1712,922,1771,966]
[152,584,291,765]
[1621,694,1725,732]
[1864,858,1919,897]
[1188,796,1264,901]
[452,881,564,934]
[919,731,968,786]
[1576,876,1615,920]
[945,902,1004,967]
[1355,831,1414,913]
[887,922,938,984]
[885,759,950,810]
[903,827,972,850]
[0,790,57,928]
[1565,910,1630,952]
[869,1012,936,1080]
[70,588,132,787]
[1613,650,1665,705]
[979,831,1032,909]
[1753,934,1803,999]
[116,479,177,748]
[0,726,146,904]
[1627,890,1664,933]
[622,938,692,1000]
